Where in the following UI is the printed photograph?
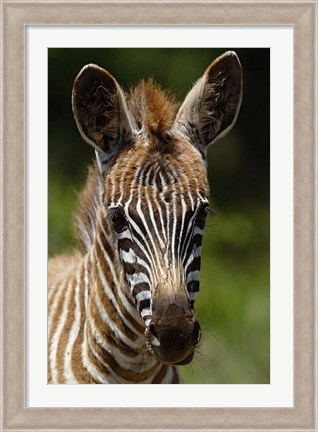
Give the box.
[48,48,270,384]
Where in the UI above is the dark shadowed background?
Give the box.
[48,48,270,384]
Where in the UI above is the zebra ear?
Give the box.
[173,51,243,159]
[72,64,133,170]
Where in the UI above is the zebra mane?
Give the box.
[73,161,104,252]
[128,79,179,135]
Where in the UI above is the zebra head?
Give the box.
[72,52,243,365]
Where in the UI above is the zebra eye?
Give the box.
[196,204,211,224]
[109,209,127,233]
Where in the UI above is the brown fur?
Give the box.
[73,163,103,252]
[56,280,75,382]
[128,79,178,135]
[105,136,209,206]
[48,252,82,291]
[69,264,98,384]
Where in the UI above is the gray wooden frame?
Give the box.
[1,1,317,431]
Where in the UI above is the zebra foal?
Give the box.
[48,51,243,384]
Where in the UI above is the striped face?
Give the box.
[104,138,210,364]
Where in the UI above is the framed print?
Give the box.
[1,1,317,431]
[46,45,270,389]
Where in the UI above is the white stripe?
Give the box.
[141,307,152,318]
[187,270,200,283]
[88,309,153,373]
[152,164,167,243]
[121,248,152,277]
[117,228,132,240]
[94,248,143,339]
[124,165,143,208]
[158,172,168,191]
[124,214,159,280]
[145,166,166,249]
[89,318,157,373]
[48,281,65,331]
[93,287,144,349]
[76,219,92,250]
[178,196,187,258]
[180,169,196,212]
[154,198,167,243]
[96,233,120,289]
[181,211,198,259]
[161,200,171,269]
[185,245,202,271]
[193,226,204,236]
[136,197,163,276]
[136,290,151,311]
[128,272,151,289]
[188,291,199,301]
[120,248,136,264]
[84,254,90,313]
[158,172,171,261]
[136,290,151,303]
[82,324,112,383]
[63,267,82,383]
[181,201,206,260]
[165,171,177,272]
[49,280,73,383]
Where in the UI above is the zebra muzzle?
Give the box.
[144,303,201,365]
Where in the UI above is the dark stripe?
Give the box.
[180,215,196,257]
[185,254,201,271]
[182,229,204,263]
[89,293,140,357]
[152,365,168,383]
[94,244,144,334]
[86,330,111,382]
[187,280,200,293]
[88,324,158,383]
[132,282,150,297]
[173,216,183,256]
[192,232,204,245]
[123,262,150,279]
[118,240,150,270]
[118,237,134,252]
[138,298,150,314]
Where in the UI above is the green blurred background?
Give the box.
[48,48,270,384]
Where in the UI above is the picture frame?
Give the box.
[0,1,316,431]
